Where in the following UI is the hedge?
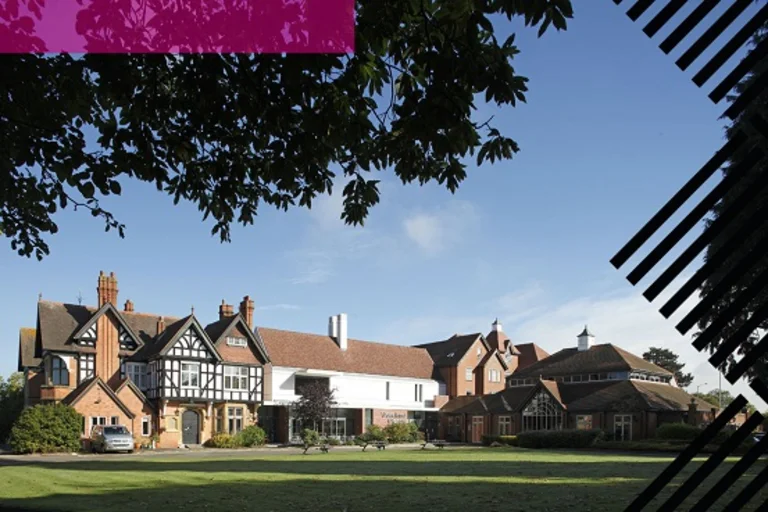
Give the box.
[383,422,423,443]
[656,423,731,444]
[203,426,267,448]
[10,403,83,454]
[517,429,605,449]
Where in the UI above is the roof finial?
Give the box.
[191,305,195,315]
[38,292,42,302]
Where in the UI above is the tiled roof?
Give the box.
[632,380,717,412]
[258,327,435,379]
[511,344,672,378]
[514,343,550,371]
[62,377,135,418]
[18,327,40,370]
[205,316,269,364]
[486,329,519,354]
[417,333,484,367]
[125,315,186,361]
[439,395,482,414]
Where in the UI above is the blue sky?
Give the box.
[2,1,765,408]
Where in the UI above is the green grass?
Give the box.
[0,448,765,511]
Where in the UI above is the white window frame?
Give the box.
[614,414,632,441]
[90,416,106,435]
[228,407,244,434]
[126,362,148,391]
[141,416,151,437]
[385,381,390,400]
[465,368,473,381]
[226,336,247,347]
[181,362,201,389]
[224,366,249,391]
[110,416,119,426]
[498,416,512,435]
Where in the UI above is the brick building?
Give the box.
[439,327,718,442]
[17,271,269,449]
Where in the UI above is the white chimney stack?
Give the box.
[328,315,339,338]
[577,325,595,351]
[337,313,348,351]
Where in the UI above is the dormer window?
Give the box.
[447,352,455,358]
[226,336,247,347]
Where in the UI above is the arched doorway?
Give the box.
[182,410,200,445]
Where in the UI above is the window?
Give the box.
[226,336,247,347]
[477,347,482,358]
[224,366,249,391]
[141,417,151,436]
[127,362,147,390]
[181,362,200,388]
[414,384,423,402]
[216,409,225,433]
[564,376,572,383]
[365,409,373,427]
[110,416,119,425]
[51,356,69,386]
[498,416,512,435]
[488,369,501,383]
[79,354,95,383]
[576,415,593,430]
[614,414,632,441]
[522,390,563,432]
[571,375,582,383]
[589,374,599,381]
[228,407,244,434]
[90,416,106,434]
[386,381,390,400]
[465,368,473,381]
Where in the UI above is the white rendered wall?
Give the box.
[268,366,441,410]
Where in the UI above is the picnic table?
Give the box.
[421,440,450,449]
[361,440,388,451]
[319,443,330,453]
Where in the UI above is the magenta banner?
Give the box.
[0,0,355,53]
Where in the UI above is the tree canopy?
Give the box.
[0,372,24,443]
[696,23,768,383]
[642,347,693,388]
[1,0,574,259]
[292,379,336,430]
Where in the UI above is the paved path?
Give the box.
[0,443,476,465]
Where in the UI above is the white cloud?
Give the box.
[403,201,479,255]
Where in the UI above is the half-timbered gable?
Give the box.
[169,326,214,359]
[71,302,143,352]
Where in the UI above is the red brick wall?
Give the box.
[116,385,154,444]
[71,384,133,446]
[96,313,120,388]
[479,356,506,395]
[217,324,266,364]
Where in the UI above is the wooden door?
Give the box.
[471,416,484,444]
[182,410,200,445]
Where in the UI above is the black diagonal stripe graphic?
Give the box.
[660,412,765,511]
[710,35,768,104]
[660,0,720,55]
[749,373,768,403]
[660,203,768,318]
[611,133,746,269]
[643,158,768,302]
[624,397,747,512]
[678,261,768,337]
[707,294,768,362]
[627,0,656,21]
[677,0,753,71]
[626,146,764,285]
[689,428,768,512]
[725,330,768,383]
[722,462,768,511]
[724,65,768,120]
[644,0,686,38]
[694,1,768,86]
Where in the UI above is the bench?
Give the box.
[319,444,330,453]
[421,440,450,449]
[361,440,388,451]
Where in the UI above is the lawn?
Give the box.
[0,447,765,511]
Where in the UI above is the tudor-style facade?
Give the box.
[17,272,269,449]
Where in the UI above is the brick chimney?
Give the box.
[239,296,255,329]
[157,316,165,335]
[219,300,235,321]
[97,271,119,307]
[124,299,134,312]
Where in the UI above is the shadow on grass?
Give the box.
[0,452,764,512]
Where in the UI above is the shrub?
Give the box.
[656,423,703,441]
[517,429,604,449]
[204,433,242,448]
[360,424,387,442]
[384,422,414,443]
[301,428,320,454]
[326,437,341,446]
[344,438,356,446]
[499,435,518,446]
[10,403,83,454]
[237,425,267,447]
[482,435,499,446]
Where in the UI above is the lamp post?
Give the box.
[696,383,708,394]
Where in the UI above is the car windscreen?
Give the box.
[104,426,129,435]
